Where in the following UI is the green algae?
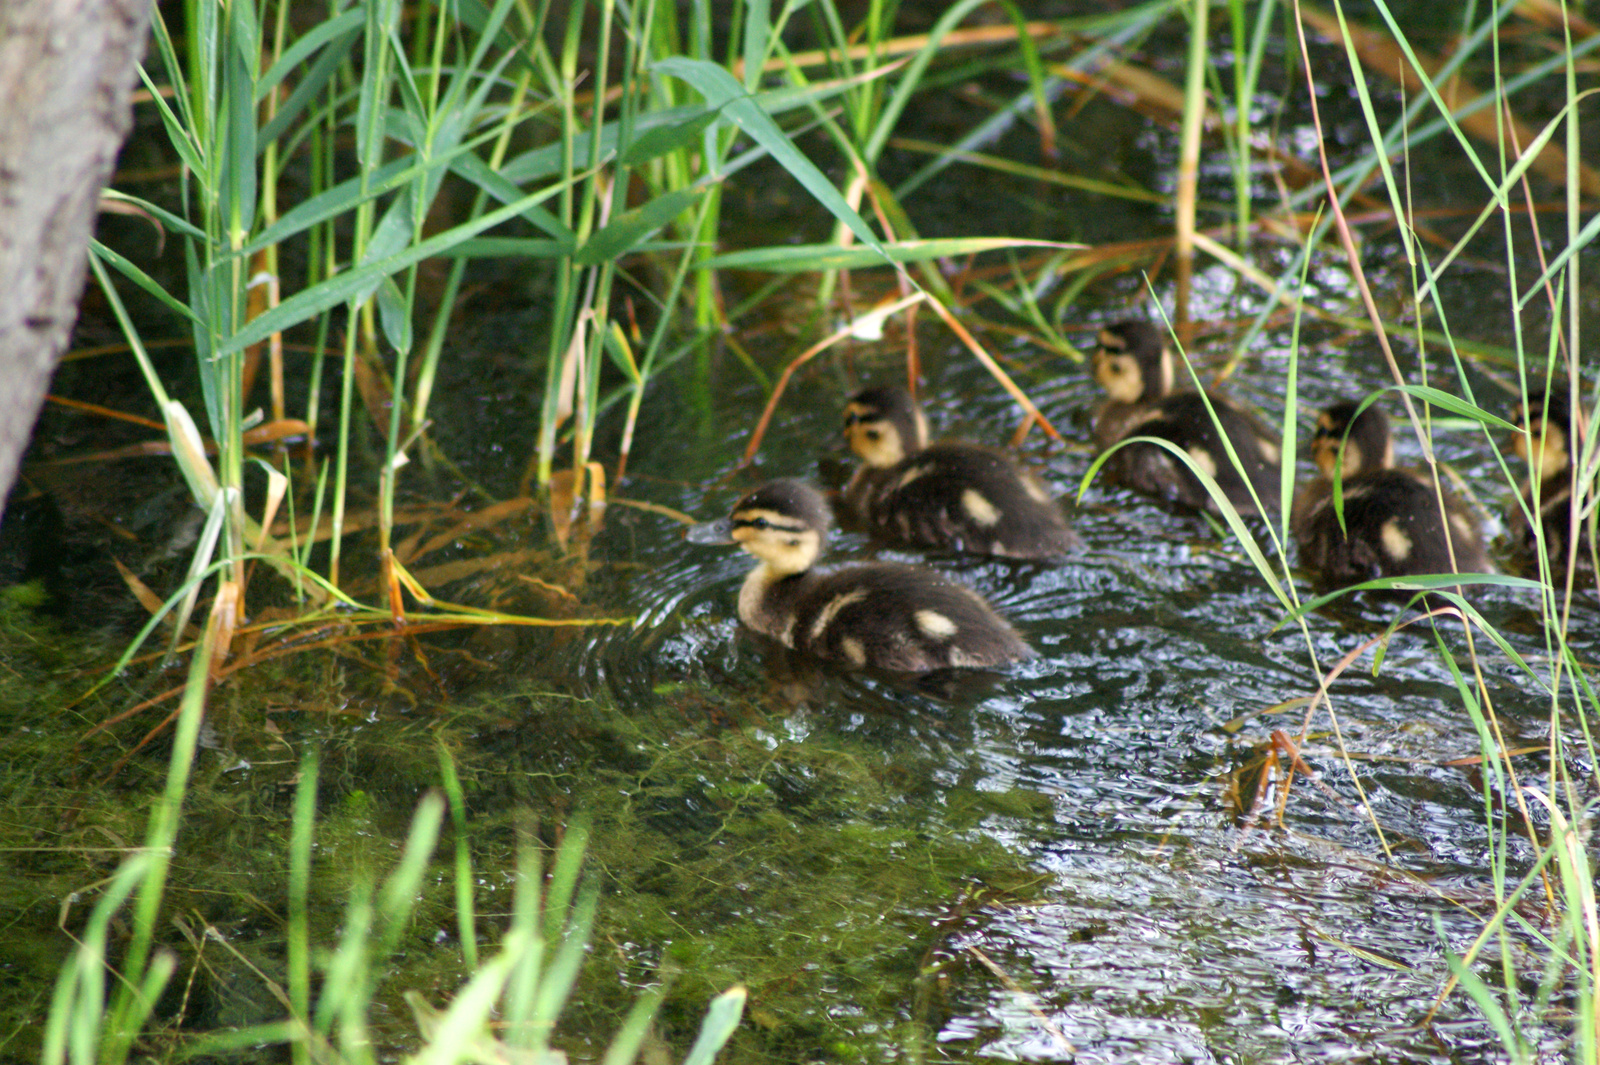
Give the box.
[439,679,1050,1059]
[0,585,1047,1062]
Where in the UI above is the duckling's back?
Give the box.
[1295,471,1488,586]
[1096,392,1281,517]
[786,562,1034,672]
[846,443,1075,558]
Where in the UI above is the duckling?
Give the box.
[1292,400,1490,589]
[1510,390,1593,570]
[1090,321,1281,517]
[841,386,1076,558]
[686,479,1033,673]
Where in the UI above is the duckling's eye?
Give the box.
[749,517,770,530]
[864,429,881,441]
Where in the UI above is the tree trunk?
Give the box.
[0,0,152,524]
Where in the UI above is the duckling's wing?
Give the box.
[1105,394,1281,517]
[791,563,1032,672]
[1297,471,1489,584]
[853,445,1074,557]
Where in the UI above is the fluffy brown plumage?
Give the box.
[841,387,1075,558]
[1292,400,1490,589]
[1090,321,1281,517]
[687,479,1033,672]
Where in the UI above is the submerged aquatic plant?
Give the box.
[43,719,745,1065]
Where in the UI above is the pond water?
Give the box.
[5,9,1596,1065]
[503,311,1578,1062]
[430,28,1596,1058]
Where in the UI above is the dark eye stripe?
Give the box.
[733,515,807,533]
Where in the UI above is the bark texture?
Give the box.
[0,0,152,524]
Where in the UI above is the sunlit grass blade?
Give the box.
[655,57,885,254]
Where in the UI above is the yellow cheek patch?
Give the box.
[1095,354,1144,404]
[1311,438,1339,479]
[840,637,867,667]
[850,423,904,467]
[1535,425,1569,479]
[1341,442,1364,478]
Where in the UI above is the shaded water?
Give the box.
[450,35,1600,1049]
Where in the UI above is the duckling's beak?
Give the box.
[685,517,736,545]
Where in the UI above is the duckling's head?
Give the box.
[1513,390,1574,481]
[1311,401,1393,480]
[686,479,830,577]
[1092,320,1173,403]
[843,387,928,468]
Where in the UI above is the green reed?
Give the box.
[63,0,1026,1056]
[1282,3,1595,1058]
[46,734,743,1065]
[1086,1,1596,1055]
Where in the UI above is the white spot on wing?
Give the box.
[1381,519,1413,561]
[961,489,1002,527]
[915,609,958,638]
[840,637,867,666]
[1187,447,1217,479]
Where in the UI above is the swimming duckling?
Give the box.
[1292,400,1490,589]
[686,479,1033,673]
[841,386,1076,559]
[1510,389,1593,570]
[1090,321,1281,517]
